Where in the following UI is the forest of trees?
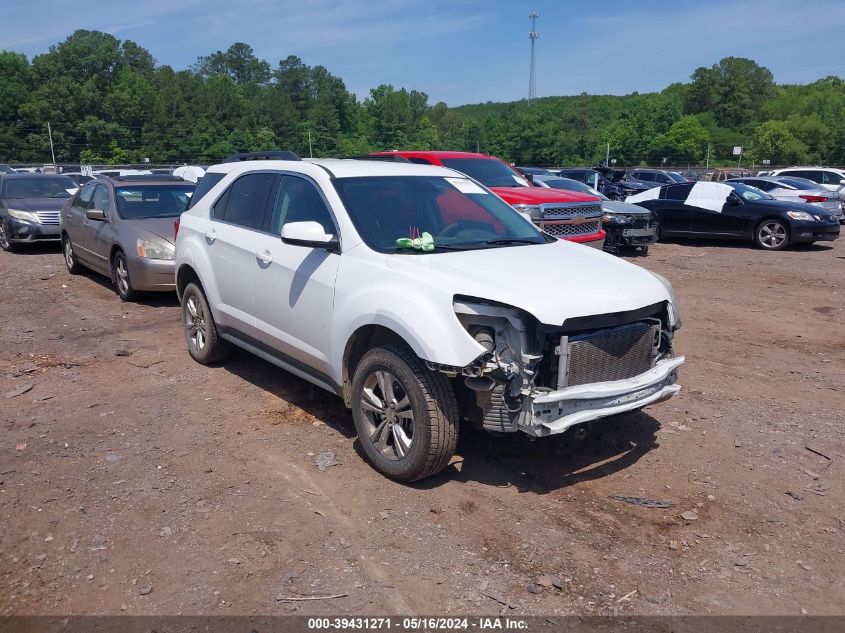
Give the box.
[1,30,844,167]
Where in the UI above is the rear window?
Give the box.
[115,184,197,219]
[187,172,225,209]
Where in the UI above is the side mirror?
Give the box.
[281,221,338,252]
[525,173,535,185]
[839,179,845,185]
[725,195,741,206]
[85,208,106,221]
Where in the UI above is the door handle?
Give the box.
[256,250,273,264]
[204,229,216,243]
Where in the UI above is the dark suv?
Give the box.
[557,167,652,200]
[625,169,689,189]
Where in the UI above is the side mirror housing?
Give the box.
[725,195,741,206]
[281,221,338,252]
[85,208,106,221]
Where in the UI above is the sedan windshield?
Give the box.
[440,158,530,188]
[333,175,547,253]
[1,176,77,198]
[115,185,196,219]
[726,182,774,201]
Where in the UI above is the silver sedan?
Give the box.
[727,177,843,220]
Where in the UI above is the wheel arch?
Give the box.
[176,263,203,303]
[341,324,414,406]
[755,215,792,243]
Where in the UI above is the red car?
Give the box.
[371,151,605,247]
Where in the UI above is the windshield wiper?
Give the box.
[482,238,539,246]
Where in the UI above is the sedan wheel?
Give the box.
[0,221,17,252]
[112,251,137,301]
[63,236,82,274]
[756,220,789,250]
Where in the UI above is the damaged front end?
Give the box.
[431,296,684,437]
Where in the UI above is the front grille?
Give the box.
[35,211,61,225]
[542,204,603,220]
[562,321,659,387]
[543,220,602,238]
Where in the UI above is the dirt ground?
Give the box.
[1,236,843,617]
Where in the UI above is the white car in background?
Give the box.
[727,176,843,221]
[769,167,845,217]
[174,152,683,481]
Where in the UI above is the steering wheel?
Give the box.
[439,220,492,238]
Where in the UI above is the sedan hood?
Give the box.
[386,241,669,326]
[602,200,650,215]
[2,197,69,211]
[490,186,601,206]
[125,217,177,245]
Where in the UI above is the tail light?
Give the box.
[799,195,828,203]
[174,217,180,239]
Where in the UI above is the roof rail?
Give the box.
[222,151,301,163]
[340,154,411,163]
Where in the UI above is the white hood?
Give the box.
[385,240,670,326]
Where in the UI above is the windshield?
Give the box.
[668,171,687,183]
[440,158,530,188]
[115,185,196,219]
[1,176,76,198]
[333,175,547,254]
[726,182,773,201]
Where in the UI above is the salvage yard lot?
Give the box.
[1,238,843,616]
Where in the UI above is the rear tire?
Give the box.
[351,346,459,482]
[63,235,82,274]
[181,282,231,364]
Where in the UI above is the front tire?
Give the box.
[112,250,138,301]
[755,219,789,251]
[351,346,459,482]
[181,282,231,364]
[0,219,18,252]
[63,235,82,274]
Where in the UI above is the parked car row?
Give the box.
[1,151,687,482]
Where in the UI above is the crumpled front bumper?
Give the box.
[519,356,684,437]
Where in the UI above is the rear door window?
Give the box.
[213,172,278,230]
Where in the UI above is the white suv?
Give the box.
[174,152,684,481]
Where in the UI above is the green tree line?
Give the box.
[1,30,843,167]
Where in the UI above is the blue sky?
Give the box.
[2,0,844,106]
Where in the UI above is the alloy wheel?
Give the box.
[360,370,414,460]
[115,257,130,295]
[758,221,787,249]
[64,239,74,268]
[185,295,208,352]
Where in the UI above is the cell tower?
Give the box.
[528,11,539,104]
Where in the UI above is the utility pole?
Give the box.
[307,126,313,158]
[47,122,56,165]
[528,11,539,105]
[705,142,710,170]
[605,142,610,166]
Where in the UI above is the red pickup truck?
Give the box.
[371,151,606,247]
